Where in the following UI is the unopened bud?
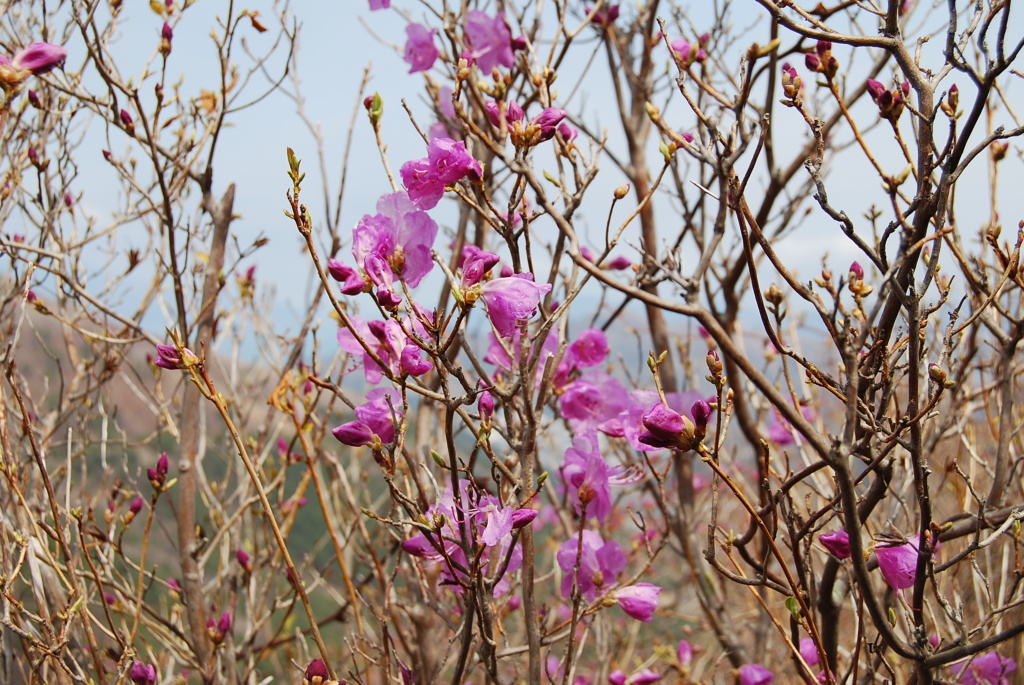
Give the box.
[613,184,630,200]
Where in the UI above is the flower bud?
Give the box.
[613,184,630,200]
[129,661,156,685]
[120,108,135,136]
[927,363,946,384]
[234,549,251,574]
[160,23,173,55]
[511,508,538,529]
[304,659,330,685]
[27,90,40,108]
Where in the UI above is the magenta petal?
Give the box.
[12,42,67,75]
[404,24,438,74]
[820,530,851,559]
[479,274,552,337]
[616,583,661,622]
[738,664,774,685]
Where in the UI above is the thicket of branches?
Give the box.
[1,1,1023,683]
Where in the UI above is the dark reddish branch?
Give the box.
[176,182,236,681]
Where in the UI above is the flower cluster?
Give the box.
[866,79,910,122]
[402,482,536,596]
[804,40,838,81]
[556,530,661,622]
[400,137,482,210]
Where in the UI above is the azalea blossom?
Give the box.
[557,530,626,601]
[875,533,940,590]
[463,10,514,74]
[404,24,438,73]
[400,138,482,210]
[561,429,641,522]
[352,191,438,297]
[478,273,552,338]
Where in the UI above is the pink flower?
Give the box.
[332,388,402,447]
[566,328,609,367]
[353,191,438,287]
[604,255,633,270]
[327,258,366,295]
[558,371,628,429]
[738,664,774,685]
[820,530,851,558]
[464,10,514,74]
[129,497,144,516]
[561,430,615,522]
[557,530,626,601]
[478,273,552,338]
[400,138,482,210]
[404,24,438,73]
[951,650,1017,685]
[368,0,390,9]
[615,583,661,622]
[874,533,939,590]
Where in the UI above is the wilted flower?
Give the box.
[404,24,438,73]
[819,530,851,558]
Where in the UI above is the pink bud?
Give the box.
[12,42,68,75]
[819,530,851,558]
[129,497,144,516]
